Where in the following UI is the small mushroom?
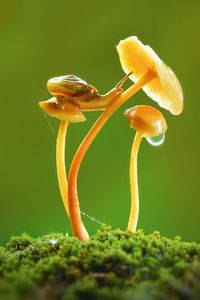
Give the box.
[39,96,89,241]
[124,105,167,232]
[67,36,183,240]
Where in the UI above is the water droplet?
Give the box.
[49,239,58,246]
[146,133,165,146]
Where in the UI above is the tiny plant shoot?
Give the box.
[39,36,183,241]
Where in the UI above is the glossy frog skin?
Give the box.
[46,73,132,111]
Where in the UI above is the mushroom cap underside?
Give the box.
[117,36,183,115]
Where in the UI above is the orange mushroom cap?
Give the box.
[39,97,86,123]
[124,105,167,138]
[117,36,183,115]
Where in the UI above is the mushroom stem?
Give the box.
[56,121,69,214]
[115,70,156,108]
[56,120,89,240]
[68,70,155,241]
[128,131,142,232]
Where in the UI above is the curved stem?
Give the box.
[128,131,142,232]
[68,71,155,241]
[56,121,89,240]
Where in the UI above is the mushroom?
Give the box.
[124,105,167,232]
[39,96,89,240]
[117,36,183,115]
[67,36,183,240]
[60,74,132,241]
[40,73,131,241]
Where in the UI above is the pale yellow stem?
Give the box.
[128,131,143,232]
[56,121,69,214]
[56,120,89,240]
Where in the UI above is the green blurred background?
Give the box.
[0,0,199,245]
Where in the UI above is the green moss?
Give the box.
[0,225,200,299]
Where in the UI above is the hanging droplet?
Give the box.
[146,133,165,146]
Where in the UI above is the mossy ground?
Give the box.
[0,225,200,300]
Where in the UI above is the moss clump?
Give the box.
[0,225,200,300]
